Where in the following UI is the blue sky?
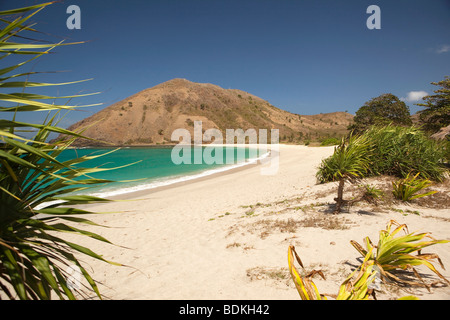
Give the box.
[1,0,450,129]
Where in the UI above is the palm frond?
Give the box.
[0,2,126,300]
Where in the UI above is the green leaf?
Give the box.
[0,79,93,88]
[0,2,124,300]
[0,2,54,16]
[20,246,62,299]
[1,248,27,300]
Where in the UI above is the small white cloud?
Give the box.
[401,91,428,103]
[436,45,450,54]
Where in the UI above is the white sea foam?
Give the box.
[33,150,270,211]
[88,151,270,198]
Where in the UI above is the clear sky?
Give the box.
[1,0,450,129]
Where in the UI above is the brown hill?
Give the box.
[63,78,353,146]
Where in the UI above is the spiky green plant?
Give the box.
[316,134,372,213]
[392,172,437,201]
[318,125,447,183]
[364,125,447,181]
[288,245,327,300]
[351,220,449,289]
[335,248,377,300]
[360,183,384,204]
[288,224,437,300]
[288,245,377,300]
[0,2,124,299]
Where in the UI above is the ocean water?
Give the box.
[57,145,267,198]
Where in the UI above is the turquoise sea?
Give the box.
[57,146,266,197]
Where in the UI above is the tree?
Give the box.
[416,76,450,133]
[316,134,372,213]
[349,94,412,134]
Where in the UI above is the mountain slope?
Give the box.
[63,78,353,146]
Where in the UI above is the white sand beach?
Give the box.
[66,144,450,300]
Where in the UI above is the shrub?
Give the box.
[351,220,449,289]
[360,184,384,204]
[185,118,194,127]
[364,125,446,181]
[316,134,372,213]
[392,172,437,201]
[445,136,450,163]
[288,245,378,300]
[288,220,448,300]
[319,125,447,184]
[320,137,341,146]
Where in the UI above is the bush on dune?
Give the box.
[317,124,447,213]
[364,125,446,182]
[318,125,447,184]
[316,134,372,213]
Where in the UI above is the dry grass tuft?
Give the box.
[238,215,355,239]
[246,267,293,288]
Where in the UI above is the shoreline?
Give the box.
[107,156,262,201]
[68,142,290,149]
[77,143,278,200]
[87,144,274,200]
[36,143,276,211]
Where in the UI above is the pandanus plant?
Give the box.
[288,220,448,300]
[316,134,372,213]
[392,172,438,202]
[351,220,449,290]
[0,2,126,299]
[288,245,378,300]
